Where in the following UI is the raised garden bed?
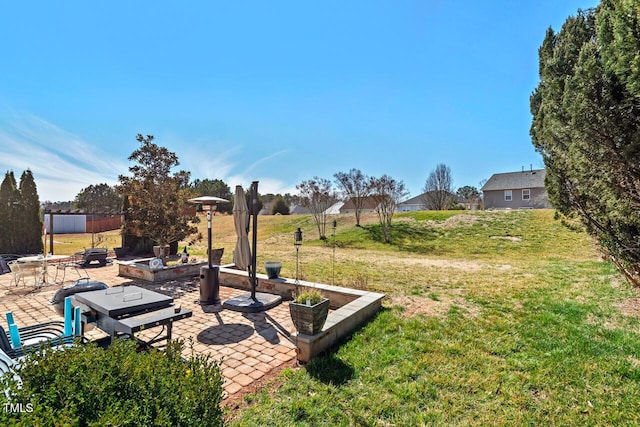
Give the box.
[218,265,384,362]
[118,258,207,282]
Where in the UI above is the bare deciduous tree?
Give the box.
[294,177,336,240]
[369,174,409,243]
[421,163,454,210]
[333,168,371,226]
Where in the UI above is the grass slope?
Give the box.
[226,210,640,426]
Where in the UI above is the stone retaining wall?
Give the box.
[219,266,385,362]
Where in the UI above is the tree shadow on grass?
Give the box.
[361,222,448,254]
[302,307,390,386]
[304,354,355,386]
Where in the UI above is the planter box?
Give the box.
[118,259,206,282]
[289,298,330,335]
[218,266,385,362]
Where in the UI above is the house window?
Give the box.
[504,190,512,201]
[522,189,531,200]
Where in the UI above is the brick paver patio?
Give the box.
[0,259,298,401]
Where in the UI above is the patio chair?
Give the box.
[0,346,20,399]
[2,299,82,359]
[0,257,10,275]
[53,260,89,285]
[0,346,17,375]
[7,261,44,287]
[0,254,20,263]
[0,325,16,357]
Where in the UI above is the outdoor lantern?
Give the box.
[294,228,303,247]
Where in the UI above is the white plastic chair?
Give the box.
[7,261,43,287]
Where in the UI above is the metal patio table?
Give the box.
[17,254,68,287]
[72,285,192,347]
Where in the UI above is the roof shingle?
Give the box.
[481,169,546,191]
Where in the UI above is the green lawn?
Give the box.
[48,210,640,424]
[225,210,640,426]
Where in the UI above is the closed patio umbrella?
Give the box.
[233,186,251,271]
[223,181,282,312]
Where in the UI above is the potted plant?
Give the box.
[114,246,129,259]
[264,261,282,279]
[289,289,330,335]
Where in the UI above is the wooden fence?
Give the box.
[86,216,122,233]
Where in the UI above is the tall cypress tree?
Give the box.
[18,170,44,254]
[0,171,20,253]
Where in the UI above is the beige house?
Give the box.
[397,194,425,212]
[339,196,379,214]
[481,169,551,209]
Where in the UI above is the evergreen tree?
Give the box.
[74,183,121,213]
[117,134,199,253]
[456,186,481,209]
[191,178,233,214]
[0,171,20,253]
[18,170,44,254]
[272,197,290,215]
[530,3,640,285]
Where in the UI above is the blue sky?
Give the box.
[0,0,599,202]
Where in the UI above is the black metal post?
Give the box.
[250,181,259,301]
[49,212,54,254]
[296,246,299,282]
[91,210,95,249]
[207,210,212,268]
[332,219,337,285]
[294,227,302,297]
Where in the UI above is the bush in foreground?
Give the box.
[0,338,224,426]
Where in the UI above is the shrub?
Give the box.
[0,338,224,426]
[295,290,324,305]
[272,197,290,215]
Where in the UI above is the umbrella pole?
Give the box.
[207,211,212,268]
[250,181,259,301]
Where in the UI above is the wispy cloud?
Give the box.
[181,144,294,194]
[179,141,241,181]
[0,111,299,202]
[222,149,295,194]
[0,111,127,201]
[243,149,291,174]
